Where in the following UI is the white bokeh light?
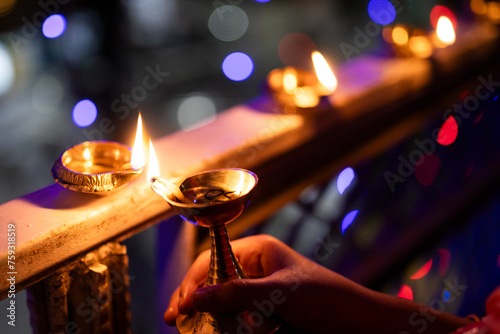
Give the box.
[0,42,15,96]
[208,6,249,42]
[32,76,64,113]
[177,94,217,131]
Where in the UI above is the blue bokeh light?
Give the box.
[72,99,97,127]
[337,167,355,195]
[42,14,67,39]
[254,0,271,2]
[341,210,359,234]
[368,0,396,25]
[222,52,254,81]
[443,290,451,302]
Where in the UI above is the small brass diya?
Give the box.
[51,141,142,194]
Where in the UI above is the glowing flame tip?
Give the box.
[436,16,456,46]
[131,113,145,170]
[311,51,338,93]
[147,139,160,183]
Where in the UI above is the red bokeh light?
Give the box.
[437,115,458,146]
[430,5,457,29]
[410,259,433,280]
[397,285,414,300]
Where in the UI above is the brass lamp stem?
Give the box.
[207,226,246,286]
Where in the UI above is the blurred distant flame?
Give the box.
[436,16,456,46]
[131,113,145,170]
[392,26,409,46]
[311,51,338,93]
[283,68,298,93]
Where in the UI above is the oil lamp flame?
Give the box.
[147,139,160,183]
[311,51,338,93]
[131,113,145,170]
[436,16,456,46]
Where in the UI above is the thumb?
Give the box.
[192,278,278,314]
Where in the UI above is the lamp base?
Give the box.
[176,309,280,334]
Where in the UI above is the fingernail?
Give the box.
[164,307,175,325]
[193,286,216,309]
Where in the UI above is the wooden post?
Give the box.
[27,242,132,334]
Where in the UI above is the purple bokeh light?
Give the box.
[72,99,97,127]
[222,52,254,81]
[42,14,67,39]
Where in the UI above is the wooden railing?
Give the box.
[1,21,498,333]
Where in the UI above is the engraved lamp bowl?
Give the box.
[163,168,258,227]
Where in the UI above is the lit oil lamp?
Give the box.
[430,10,498,75]
[267,51,338,112]
[383,4,498,77]
[145,132,279,333]
[52,113,146,193]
